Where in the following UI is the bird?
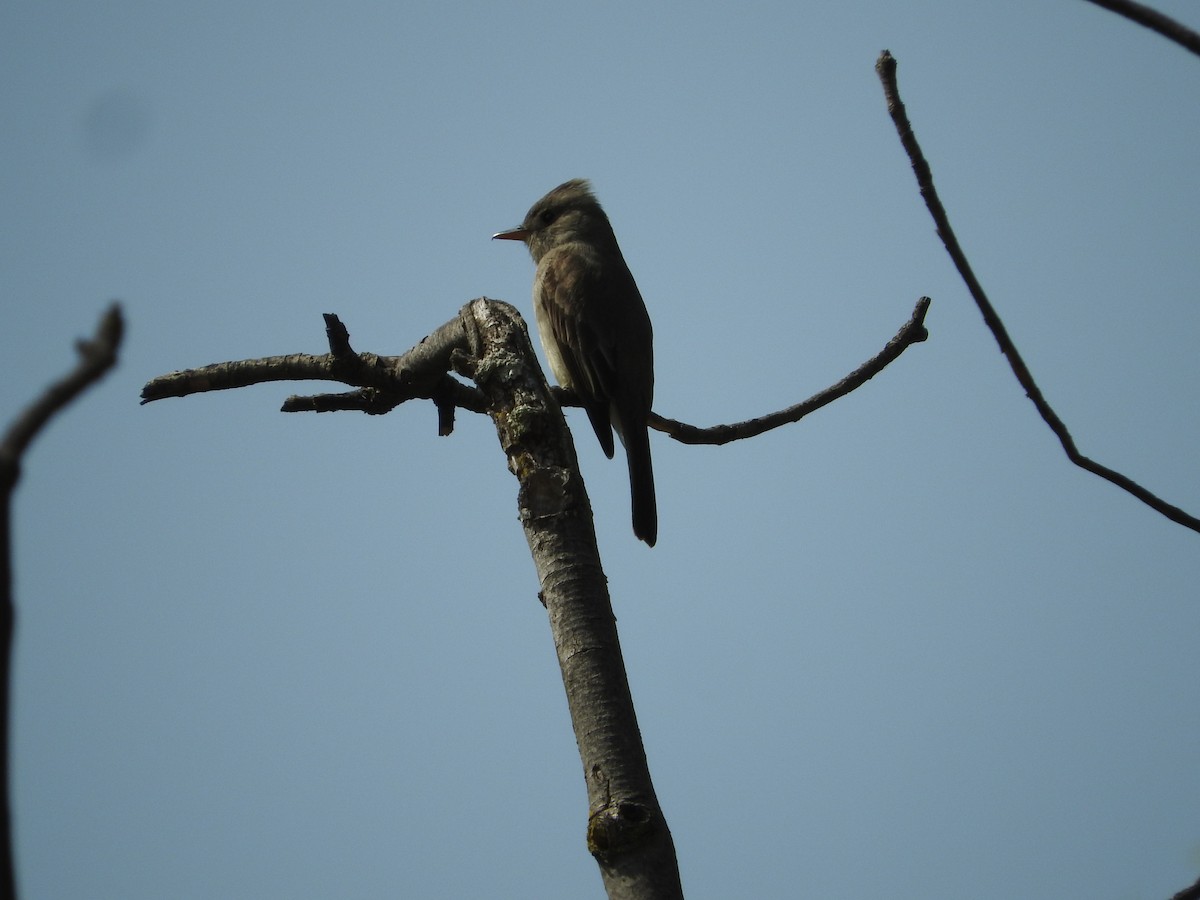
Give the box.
[493,179,657,546]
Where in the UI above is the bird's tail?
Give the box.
[622,424,657,547]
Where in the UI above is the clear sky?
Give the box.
[3,2,1198,898]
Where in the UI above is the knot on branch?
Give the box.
[516,465,573,524]
[586,799,655,864]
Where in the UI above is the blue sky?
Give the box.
[3,2,1199,898]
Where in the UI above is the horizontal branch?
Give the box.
[141,352,352,402]
[145,295,929,452]
[142,309,488,435]
[651,297,929,445]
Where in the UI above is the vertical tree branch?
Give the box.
[0,304,124,900]
[460,299,683,899]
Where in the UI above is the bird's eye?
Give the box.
[539,209,558,225]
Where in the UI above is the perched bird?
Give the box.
[493,179,657,546]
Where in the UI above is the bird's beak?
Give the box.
[492,226,529,242]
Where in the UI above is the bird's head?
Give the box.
[492,179,614,263]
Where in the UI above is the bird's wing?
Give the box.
[538,246,618,457]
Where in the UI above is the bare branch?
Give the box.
[141,310,488,430]
[145,299,685,896]
[1081,0,1200,57]
[2,303,124,483]
[875,50,1200,535]
[464,299,683,898]
[0,302,124,900]
[148,295,926,449]
[651,297,929,445]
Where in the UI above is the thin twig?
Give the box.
[1081,0,1200,57]
[875,50,1199,534]
[1,304,124,479]
[651,297,929,445]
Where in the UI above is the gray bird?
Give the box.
[494,179,657,546]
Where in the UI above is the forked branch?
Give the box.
[141,296,926,896]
